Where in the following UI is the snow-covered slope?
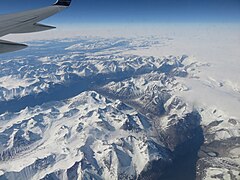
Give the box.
[0,91,172,179]
[0,25,239,179]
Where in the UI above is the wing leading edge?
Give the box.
[0,0,72,54]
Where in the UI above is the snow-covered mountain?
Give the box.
[0,34,239,180]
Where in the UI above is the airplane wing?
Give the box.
[0,0,72,54]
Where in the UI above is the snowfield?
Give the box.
[0,24,239,179]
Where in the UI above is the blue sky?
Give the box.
[0,0,240,24]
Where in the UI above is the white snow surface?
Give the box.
[122,24,240,119]
[0,23,239,179]
[0,91,162,179]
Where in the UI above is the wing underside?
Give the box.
[0,40,28,54]
[0,0,72,54]
[12,23,56,34]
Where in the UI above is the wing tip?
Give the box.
[54,0,72,6]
